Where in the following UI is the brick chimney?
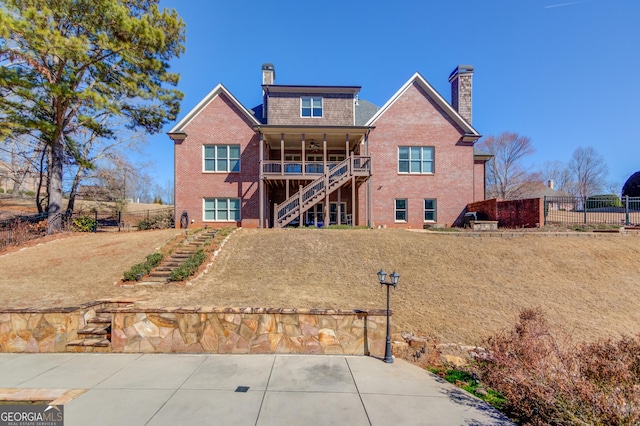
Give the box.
[262,63,275,85]
[448,65,474,124]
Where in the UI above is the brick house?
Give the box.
[168,64,488,229]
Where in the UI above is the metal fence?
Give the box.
[0,207,175,250]
[544,196,640,226]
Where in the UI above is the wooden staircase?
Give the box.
[274,156,371,228]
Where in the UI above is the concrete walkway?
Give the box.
[0,353,512,425]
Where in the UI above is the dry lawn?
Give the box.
[0,229,180,307]
[1,227,640,346]
[0,196,170,220]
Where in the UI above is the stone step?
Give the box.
[171,253,192,259]
[135,280,169,286]
[67,338,110,348]
[88,317,111,325]
[158,261,182,267]
[149,271,172,278]
[78,325,110,336]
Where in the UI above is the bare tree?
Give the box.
[477,132,535,200]
[0,135,43,196]
[538,160,573,193]
[568,146,608,199]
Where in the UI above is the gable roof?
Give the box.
[167,83,261,135]
[365,72,480,138]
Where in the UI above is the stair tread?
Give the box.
[67,338,110,347]
[88,317,111,324]
[78,325,109,334]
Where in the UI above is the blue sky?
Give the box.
[147,0,640,192]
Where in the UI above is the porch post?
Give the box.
[298,185,303,226]
[352,173,356,226]
[345,134,349,158]
[302,133,306,177]
[259,133,264,228]
[351,151,356,226]
[337,187,342,225]
[280,133,284,176]
[323,134,329,227]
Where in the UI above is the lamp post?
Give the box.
[377,269,399,363]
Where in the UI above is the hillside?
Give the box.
[1,227,639,346]
[191,229,640,345]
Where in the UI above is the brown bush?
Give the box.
[0,219,48,251]
[477,308,640,425]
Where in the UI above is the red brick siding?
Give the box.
[367,82,474,228]
[473,160,486,202]
[174,93,260,228]
[267,93,354,126]
[467,198,543,228]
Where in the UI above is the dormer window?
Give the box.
[301,97,322,118]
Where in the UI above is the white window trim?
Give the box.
[397,146,435,175]
[305,202,324,225]
[300,96,323,118]
[394,198,407,222]
[329,201,347,223]
[203,197,241,222]
[203,144,241,173]
[424,198,437,222]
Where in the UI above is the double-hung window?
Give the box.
[301,97,322,118]
[395,199,407,222]
[203,145,240,172]
[424,199,437,222]
[398,147,434,174]
[204,198,240,221]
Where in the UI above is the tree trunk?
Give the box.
[66,166,84,214]
[36,146,49,214]
[47,135,64,233]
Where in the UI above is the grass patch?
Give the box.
[123,252,164,281]
[428,367,507,411]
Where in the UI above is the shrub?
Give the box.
[137,210,174,230]
[477,308,640,425]
[123,252,163,281]
[24,190,35,197]
[586,194,622,209]
[72,215,96,232]
[622,171,640,198]
[0,188,4,193]
[169,249,206,281]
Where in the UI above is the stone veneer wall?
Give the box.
[109,307,388,356]
[0,304,391,356]
[0,302,103,352]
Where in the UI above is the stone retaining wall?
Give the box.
[109,307,388,356]
[0,301,103,352]
[0,304,390,356]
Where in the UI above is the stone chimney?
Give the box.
[262,63,275,85]
[548,179,555,190]
[448,65,474,124]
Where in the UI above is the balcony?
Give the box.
[262,157,371,180]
